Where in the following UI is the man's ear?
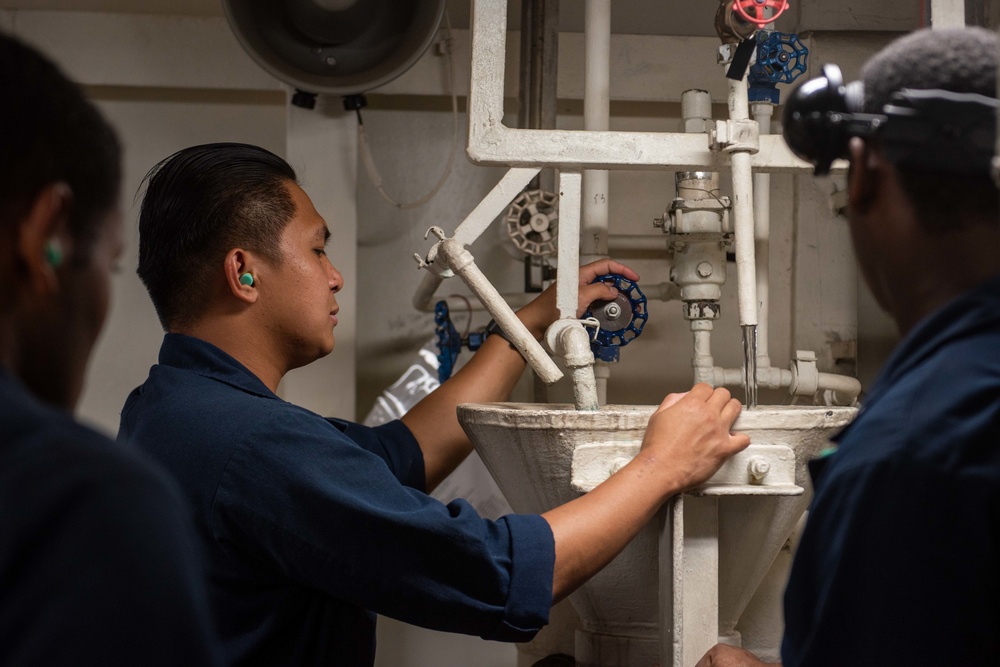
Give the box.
[17,182,73,295]
[846,137,881,216]
[224,248,260,305]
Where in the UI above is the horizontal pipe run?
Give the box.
[699,366,861,405]
[608,234,669,253]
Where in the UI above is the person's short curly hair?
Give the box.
[860,27,998,232]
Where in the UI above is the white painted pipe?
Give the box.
[930,0,965,27]
[465,0,834,173]
[413,269,445,312]
[642,281,682,303]
[692,323,716,385]
[544,319,599,410]
[412,166,539,312]
[607,234,669,253]
[561,324,600,411]
[556,171,584,320]
[752,102,773,368]
[452,167,542,248]
[728,75,759,328]
[583,0,612,403]
[436,237,563,384]
[593,362,611,406]
[581,0,611,264]
[709,366,860,404]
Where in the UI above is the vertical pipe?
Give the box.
[728,74,759,408]
[583,0,612,403]
[517,0,535,131]
[519,0,559,192]
[752,102,773,370]
[728,76,758,329]
[582,0,611,264]
[930,0,966,27]
[692,323,716,385]
[557,171,583,320]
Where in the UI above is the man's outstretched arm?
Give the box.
[402,258,638,491]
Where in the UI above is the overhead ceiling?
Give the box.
[0,0,934,36]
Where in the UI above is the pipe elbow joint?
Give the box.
[547,320,596,369]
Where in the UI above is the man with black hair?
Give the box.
[697,26,1000,667]
[0,32,221,666]
[120,141,750,666]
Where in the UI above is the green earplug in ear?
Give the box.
[44,241,63,268]
[239,272,254,287]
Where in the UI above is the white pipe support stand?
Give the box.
[425,227,564,385]
[545,318,600,411]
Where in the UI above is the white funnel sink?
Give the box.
[458,403,856,666]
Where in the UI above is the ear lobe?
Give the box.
[17,183,73,295]
[846,137,880,215]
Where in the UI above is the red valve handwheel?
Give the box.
[733,0,790,26]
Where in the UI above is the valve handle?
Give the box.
[733,0,790,27]
[583,274,648,362]
[749,31,808,86]
[434,301,461,383]
[434,301,492,382]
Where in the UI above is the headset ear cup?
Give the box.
[783,64,862,175]
[845,80,865,113]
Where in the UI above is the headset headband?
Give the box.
[782,64,999,176]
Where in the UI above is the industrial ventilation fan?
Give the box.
[222,0,446,95]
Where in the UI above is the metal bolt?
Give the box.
[604,303,622,319]
[696,261,714,278]
[748,457,771,483]
[325,56,337,67]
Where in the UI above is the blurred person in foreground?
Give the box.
[0,32,220,667]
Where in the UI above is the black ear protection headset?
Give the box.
[783,63,999,176]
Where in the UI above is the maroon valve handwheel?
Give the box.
[733,0,790,26]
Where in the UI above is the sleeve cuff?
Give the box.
[485,513,555,641]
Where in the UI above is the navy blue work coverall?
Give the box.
[783,276,1000,666]
[0,367,221,667]
[118,334,554,667]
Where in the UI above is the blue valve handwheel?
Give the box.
[584,274,648,362]
[750,32,808,86]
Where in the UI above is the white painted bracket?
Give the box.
[467,0,840,174]
[412,166,539,311]
[571,442,802,495]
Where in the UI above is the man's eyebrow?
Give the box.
[315,226,331,243]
